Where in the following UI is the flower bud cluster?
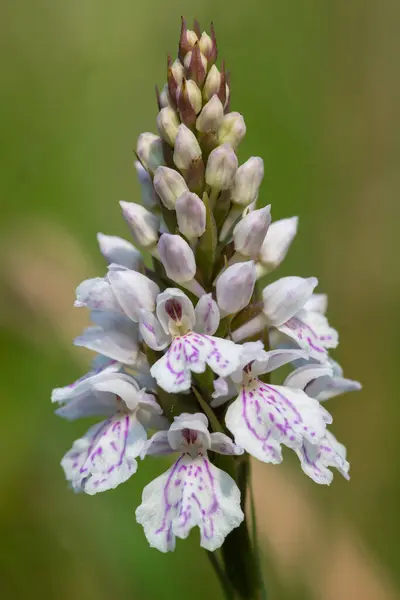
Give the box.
[52,18,360,560]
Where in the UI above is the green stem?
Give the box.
[220,456,266,600]
[207,550,235,600]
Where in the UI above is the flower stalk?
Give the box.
[51,16,361,600]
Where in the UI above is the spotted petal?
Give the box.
[135,454,244,552]
[61,414,146,494]
[277,310,338,363]
[150,333,242,393]
[295,431,350,485]
[225,381,332,464]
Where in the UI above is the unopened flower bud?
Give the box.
[134,161,158,209]
[184,45,207,86]
[205,143,238,190]
[218,112,246,149]
[233,205,271,258]
[176,191,206,240]
[173,124,202,171]
[97,233,142,271]
[120,201,159,248]
[171,59,185,85]
[177,79,202,120]
[203,65,221,101]
[230,157,264,206]
[136,133,165,174]
[157,233,196,283]
[159,83,172,108]
[153,166,188,210]
[156,107,180,146]
[258,216,298,273]
[196,95,224,133]
[216,261,257,315]
[199,32,213,57]
[179,17,198,60]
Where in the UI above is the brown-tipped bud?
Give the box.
[167,57,184,109]
[193,19,201,38]
[196,95,224,133]
[217,61,227,106]
[156,107,180,146]
[199,32,213,58]
[136,133,165,174]
[185,157,205,195]
[208,23,218,66]
[173,124,202,171]
[177,79,202,126]
[205,143,238,190]
[179,17,198,61]
[184,43,207,86]
[218,112,246,149]
[203,65,221,102]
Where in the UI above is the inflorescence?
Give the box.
[52,18,361,553]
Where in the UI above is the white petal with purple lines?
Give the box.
[150,333,242,393]
[61,414,146,494]
[225,381,332,464]
[135,454,243,552]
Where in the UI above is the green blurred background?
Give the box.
[1,1,399,598]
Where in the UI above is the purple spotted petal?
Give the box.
[150,333,242,393]
[135,454,244,552]
[225,381,331,464]
[61,414,146,494]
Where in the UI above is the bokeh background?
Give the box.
[1,1,399,598]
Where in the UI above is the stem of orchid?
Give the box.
[219,205,242,242]
[180,278,206,297]
[206,551,235,600]
[231,314,266,342]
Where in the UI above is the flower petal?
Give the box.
[262,276,317,327]
[210,432,244,455]
[251,348,310,377]
[307,374,362,402]
[53,369,142,420]
[151,333,242,393]
[97,233,142,271]
[141,431,174,457]
[107,269,160,322]
[75,277,122,313]
[295,431,350,485]
[303,293,328,314]
[210,377,237,408]
[135,454,244,552]
[225,381,332,464]
[74,312,139,365]
[61,414,146,494]
[139,309,171,350]
[194,294,220,335]
[284,363,333,391]
[277,310,338,363]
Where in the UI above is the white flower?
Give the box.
[257,216,298,275]
[55,365,165,495]
[74,267,161,365]
[135,413,244,552]
[139,289,243,393]
[295,431,350,485]
[284,359,362,402]
[232,276,338,362]
[223,343,332,466]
